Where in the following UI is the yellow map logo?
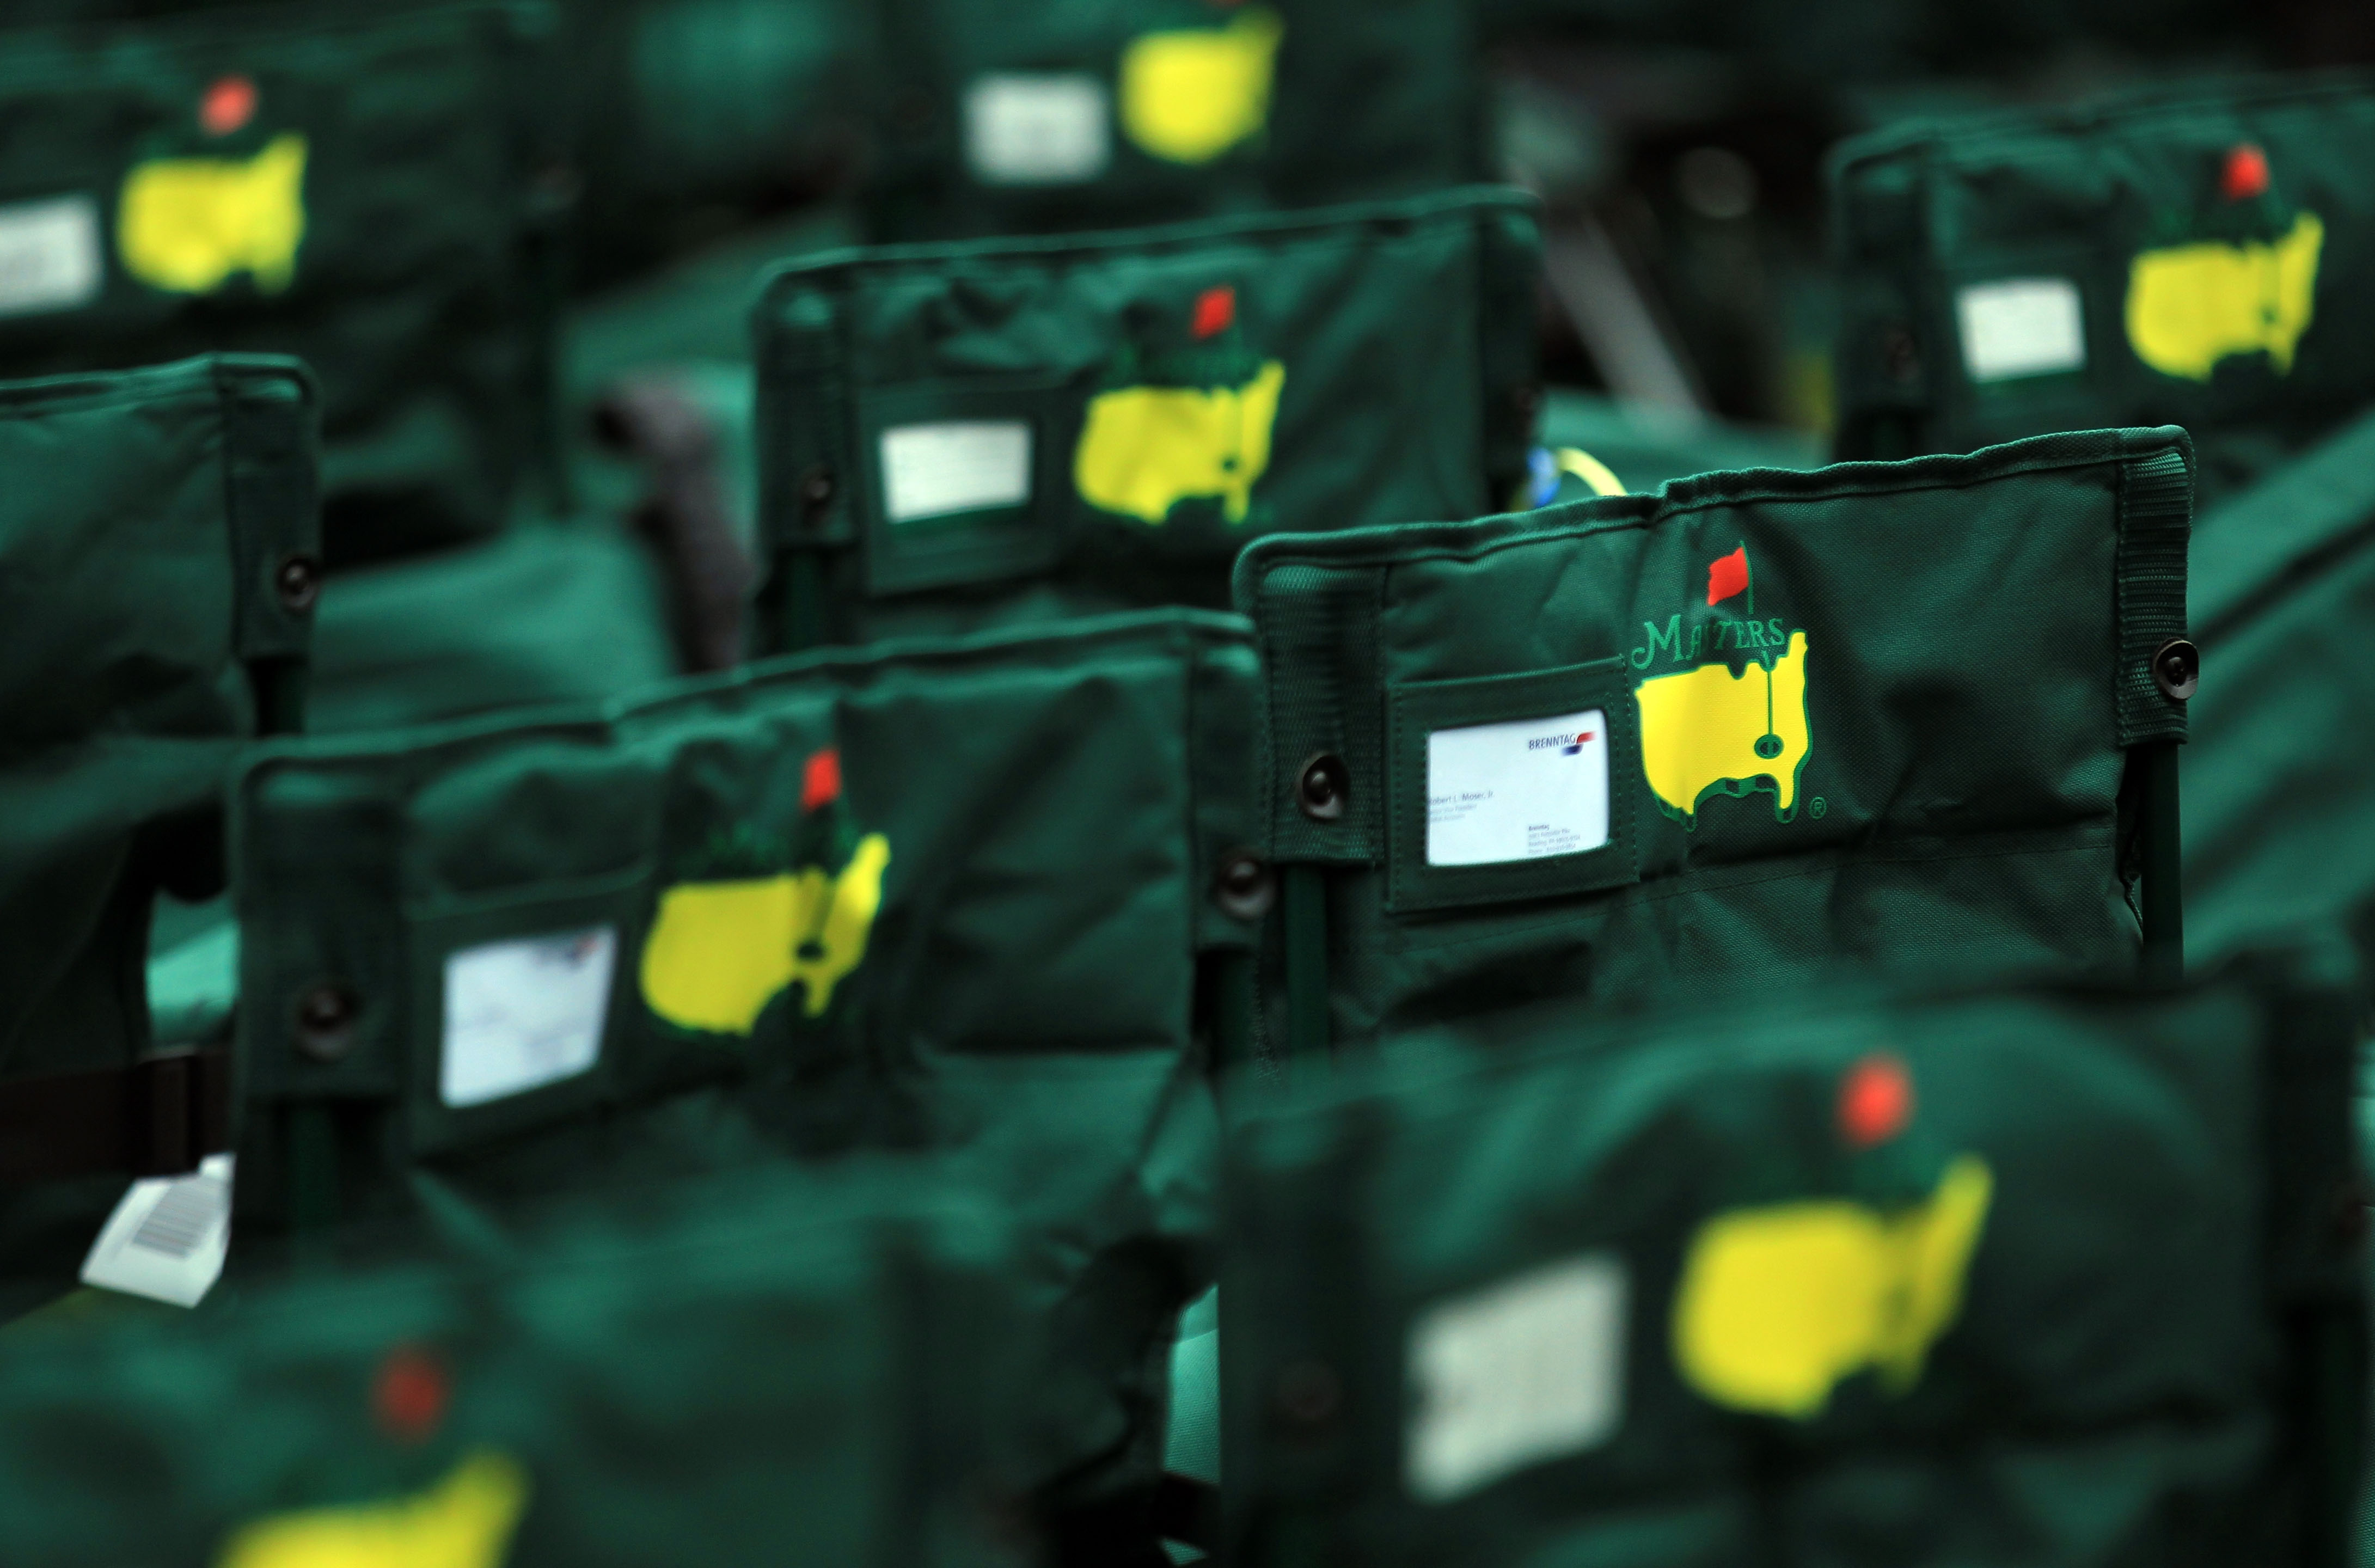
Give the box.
[639,746,891,1034]
[1119,9,1283,164]
[119,133,307,295]
[217,1449,528,1568]
[1074,358,1284,525]
[1636,629,1810,824]
[1672,1156,1993,1419]
[2126,210,2323,382]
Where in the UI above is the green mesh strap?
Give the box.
[2115,445,2193,748]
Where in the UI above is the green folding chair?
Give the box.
[0,1,564,564]
[0,353,317,1315]
[859,0,1482,241]
[227,607,1256,1551]
[1830,75,2375,506]
[1222,950,2366,1567]
[752,187,1540,653]
[0,1159,1031,1568]
[1233,427,2194,1061]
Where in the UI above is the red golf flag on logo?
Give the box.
[1706,545,1750,607]
[801,746,842,811]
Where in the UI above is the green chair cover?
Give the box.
[1829,75,2375,506]
[1233,427,2193,1061]
[0,1160,1031,1568]
[859,0,1482,241]
[1221,952,2366,1567]
[0,353,317,1152]
[0,1,564,564]
[2182,403,2375,967]
[752,187,1540,653]
[228,607,1255,1538]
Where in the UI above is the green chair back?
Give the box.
[1223,953,2366,1567]
[753,187,1539,653]
[1831,75,2375,505]
[860,0,1482,241]
[0,1,562,564]
[0,353,316,1171]
[1233,428,2193,1060]
[0,1160,1031,1568]
[228,607,1256,1532]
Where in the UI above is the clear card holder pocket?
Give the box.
[1386,657,1641,914]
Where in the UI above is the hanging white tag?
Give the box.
[880,420,1033,523]
[0,194,101,318]
[964,74,1112,185]
[1427,708,1610,867]
[81,1154,235,1309]
[1405,1254,1627,1503]
[1956,277,2086,382]
[440,927,616,1108]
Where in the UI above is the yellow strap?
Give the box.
[1554,446,1626,497]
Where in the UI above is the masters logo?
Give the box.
[1631,543,1812,827]
[1073,283,1286,527]
[2125,143,2323,383]
[638,746,890,1036]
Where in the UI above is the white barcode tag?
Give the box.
[964,74,1111,185]
[81,1154,234,1308]
[0,194,101,318]
[1956,277,2086,382]
[1406,1255,1627,1503]
[879,420,1033,523]
[441,927,616,1108]
[1427,708,1610,867]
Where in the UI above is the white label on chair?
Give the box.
[1427,708,1609,866]
[880,420,1033,523]
[0,195,101,317]
[964,74,1111,185]
[81,1154,235,1309]
[1405,1254,1627,1503]
[1956,277,2085,382]
[440,927,616,1108]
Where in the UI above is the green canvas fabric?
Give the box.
[307,524,680,736]
[1515,390,1823,509]
[0,1160,1032,1568]
[0,353,318,1088]
[0,1,562,565]
[752,188,1540,653]
[2181,403,2375,967]
[1220,953,2366,1567]
[228,608,1254,1530]
[1233,427,2192,1059]
[1830,74,2375,506]
[859,0,1481,242]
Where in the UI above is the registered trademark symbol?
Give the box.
[1809,797,1827,818]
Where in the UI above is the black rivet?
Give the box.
[2152,638,2199,702]
[1213,849,1275,921]
[2335,1179,2370,1245]
[1296,754,1348,823]
[274,554,320,614]
[1883,327,1920,385]
[799,463,836,513]
[294,984,358,1063]
[1272,1359,1341,1430]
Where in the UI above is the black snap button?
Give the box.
[1213,849,1275,921]
[1883,327,1920,385]
[1296,754,1348,823]
[274,554,320,614]
[799,463,836,514]
[1272,1359,1342,1430]
[2151,638,2199,702]
[295,984,358,1063]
